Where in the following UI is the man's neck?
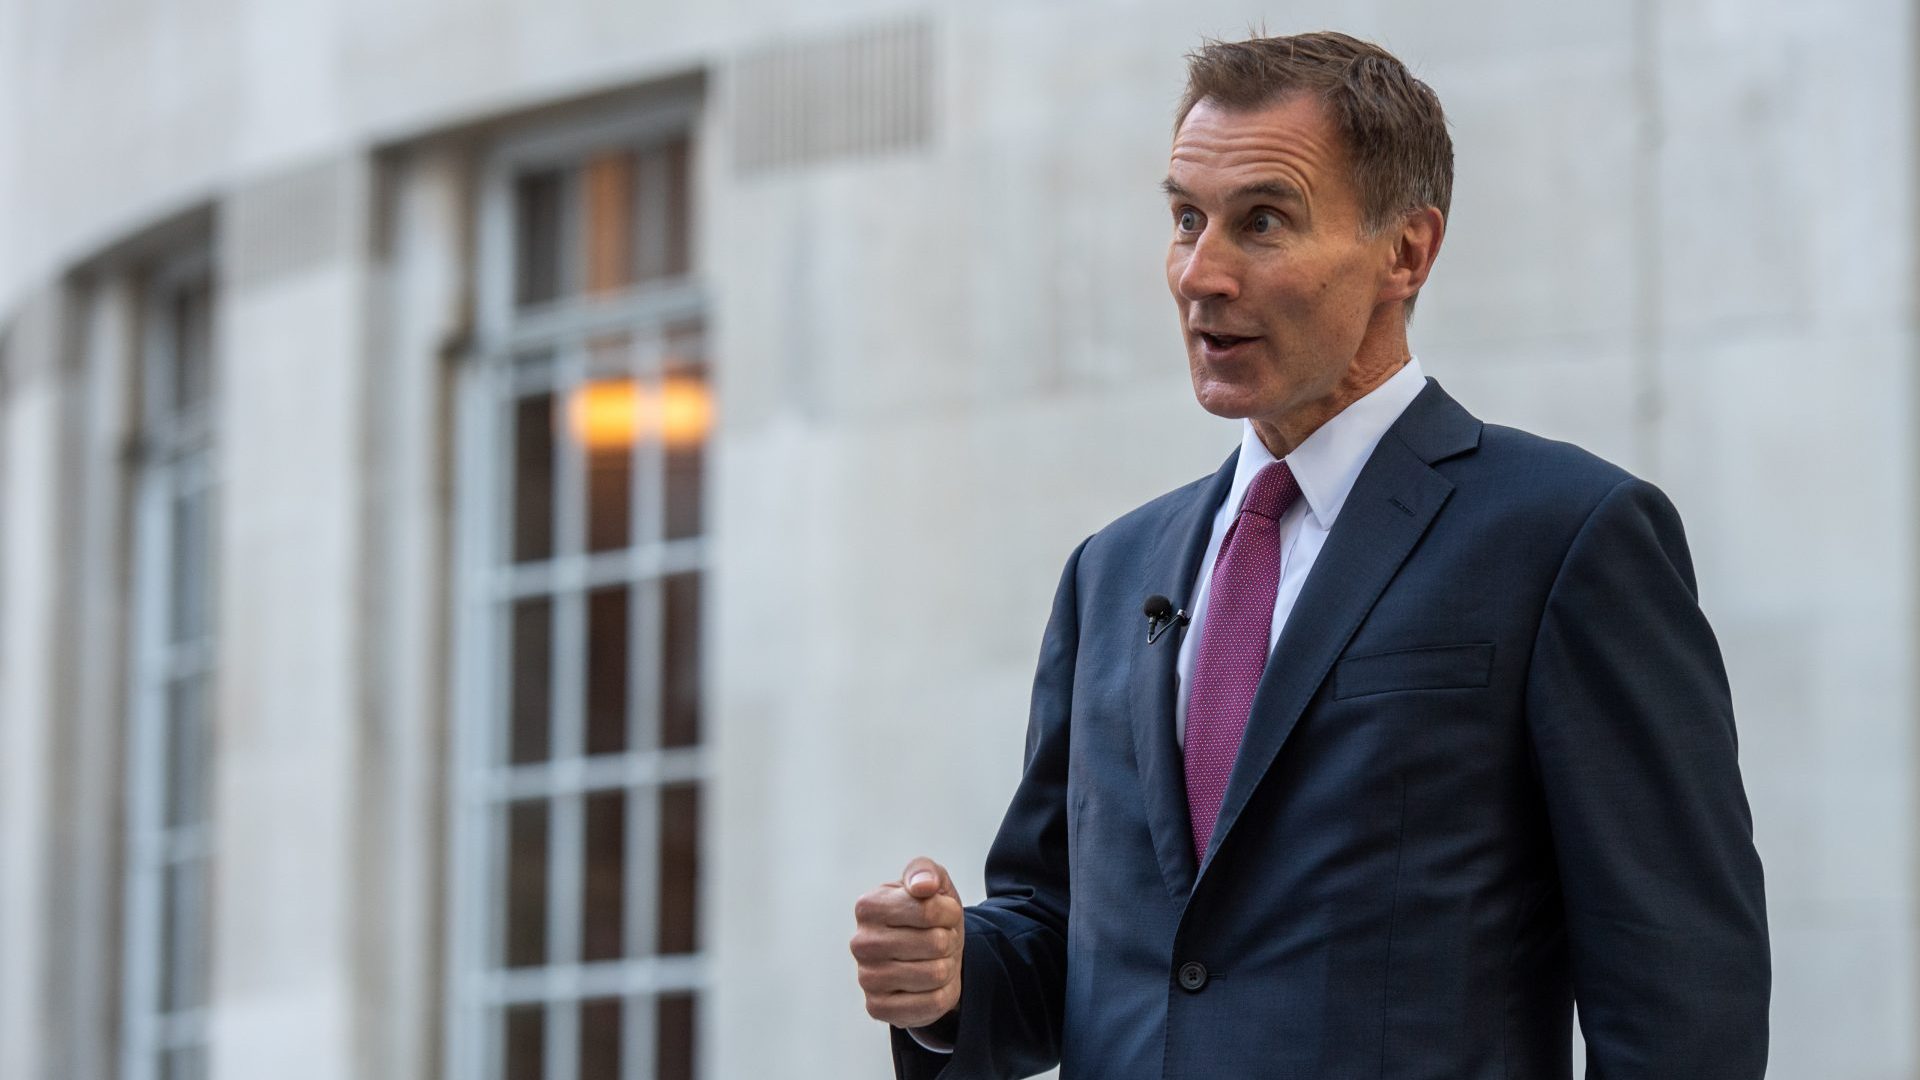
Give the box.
[1250,352,1412,459]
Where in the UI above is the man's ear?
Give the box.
[1385,206,1446,305]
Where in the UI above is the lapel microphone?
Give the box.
[1142,594,1191,645]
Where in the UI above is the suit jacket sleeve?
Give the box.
[890,536,1088,1080]
[1526,477,1771,1078]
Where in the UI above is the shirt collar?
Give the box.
[1224,355,1428,531]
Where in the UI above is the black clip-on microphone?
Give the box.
[1142,594,1191,646]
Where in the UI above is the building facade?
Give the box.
[0,1,1913,1078]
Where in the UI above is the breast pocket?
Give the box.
[1332,642,1494,700]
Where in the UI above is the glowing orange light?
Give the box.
[568,380,643,450]
[658,374,714,449]
[566,376,713,451]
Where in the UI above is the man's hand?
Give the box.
[851,856,965,1031]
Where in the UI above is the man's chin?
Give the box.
[1190,380,1266,422]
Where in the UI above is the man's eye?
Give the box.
[1249,211,1280,233]
[1177,209,1200,232]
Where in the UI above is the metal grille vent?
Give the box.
[732,18,935,174]
[225,158,359,287]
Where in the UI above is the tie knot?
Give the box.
[1240,460,1301,522]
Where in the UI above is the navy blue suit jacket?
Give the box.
[891,379,1769,1079]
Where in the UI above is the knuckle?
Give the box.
[927,926,952,954]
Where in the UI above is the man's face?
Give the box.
[1164,95,1399,433]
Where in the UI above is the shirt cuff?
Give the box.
[902,1024,955,1054]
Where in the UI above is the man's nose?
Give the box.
[1174,227,1240,303]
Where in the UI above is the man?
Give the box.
[850,31,1769,1079]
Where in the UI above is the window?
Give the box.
[450,105,708,1080]
[122,249,219,1080]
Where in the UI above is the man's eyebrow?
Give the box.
[1160,178,1306,205]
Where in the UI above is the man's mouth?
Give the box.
[1197,331,1259,352]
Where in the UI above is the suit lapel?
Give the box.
[1127,449,1238,903]
[1195,379,1484,885]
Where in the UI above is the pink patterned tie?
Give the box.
[1185,460,1301,863]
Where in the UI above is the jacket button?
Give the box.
[1176,961,1208,992]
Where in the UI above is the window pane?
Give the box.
[584,586,628,757]
[637,138,693,283]
[661,369,706,543]
[503,1004,545,1080]
[504,800,549,968]
[583,154,635,295]
[660,574,700,750]
[579,998,621,1080]
[165,674,210,829]
[169,486,211,643]
[171,279,214,418]
[661,322,707,546]
[516,170,566,307]
[581,790,625,963]
[665,138,691,277]
[663,318,704,362]
[508,598,553,765]
[657,993,695,1080]
[579,380,634,555]
[658,784,699,956]
[512,394,556,563]
[159,858,209,1012]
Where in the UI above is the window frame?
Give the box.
[447,91,710,1080]
[120,242,219,1080]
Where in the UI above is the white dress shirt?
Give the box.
[907,355,1428,1054]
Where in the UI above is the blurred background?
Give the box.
[0,0,1911,1078]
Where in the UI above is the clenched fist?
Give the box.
[850,856,965,1032]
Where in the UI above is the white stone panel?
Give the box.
[210,164,371,1080]
[0,373,61,1080]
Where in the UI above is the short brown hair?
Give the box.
[1176,32,1453,236]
